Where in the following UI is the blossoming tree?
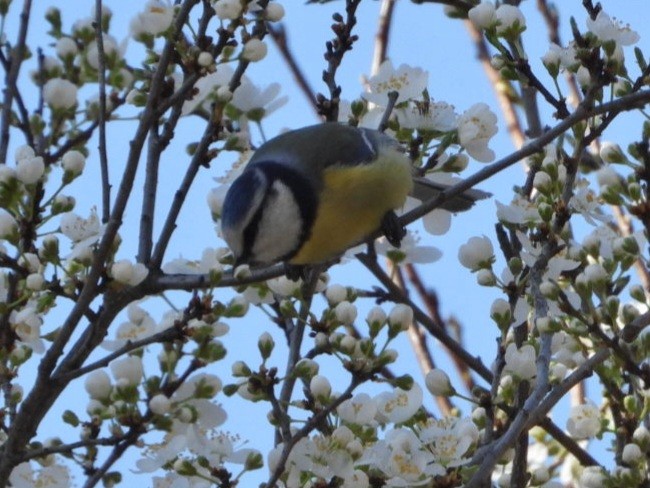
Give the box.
[0,0,649,486]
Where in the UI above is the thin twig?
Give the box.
[267,23,318,113]
[0,0,32,164]
[319,0,362,121]
[371,0,397,74]
[0,50,33,148]
[377,90,398,131]
[54,325,183,383]
[277,266,323,437]
[94,0,111,224]
[138,124,161,264]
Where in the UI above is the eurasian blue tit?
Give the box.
[221,123,487,267]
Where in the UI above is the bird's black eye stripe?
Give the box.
[242,161,318,262]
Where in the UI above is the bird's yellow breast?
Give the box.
[290,150,413,264]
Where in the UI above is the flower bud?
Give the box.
[310,375,331,402]
[149,394,171,415]
[425,368,455,396]
[242,39,267,62]
[258,332,275,359]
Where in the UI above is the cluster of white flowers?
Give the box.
[468,1,527,38]
[59,208,104,263]
[43,78,78,110]
[269,384,479,486]
[9,462,70,488]
[14,145,45,185]
[129,0,174,40]
[362,60,499,164]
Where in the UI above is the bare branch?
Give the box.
[267,23,319,113]
[94,0,111,224]
[371,0,397,74]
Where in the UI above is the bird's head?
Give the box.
[220,161,317,266]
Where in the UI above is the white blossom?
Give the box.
[55,37,78,58]
[373,232,442,264]
[10,306,42,346]
[532,171,552,192]
[16,156,45,185]
[337,393,377,425]
[503,343,537,380]
[388,303,413,330]
[15,145,35,162]
[60,209,104,261]
[457,103,498,162]
[496,197,542,225]
[579,466,607,488]
[366,306,387,328]
[375,384,423,424]
[566,402,601,439]
[632,425,650,445]
[310,375,331,401]
[206,185,229,216]
[583,263,608,285]
[495,4,526,36]
[111,259,149,286]
[358,427,434,485]
[84,370,112,399]
[102,304,157,351]
[110,355,144,387]
[364,60,428,106]
[600,142,626,163]
[586,11,639,46]
[212,0,243,20]
[458,235,494,270]
[130,0,174,38]
[61,150,86,176]
[183,66,236,114]
[9,462,70,488]
[334,301,357,326]
[621,443,642,464]
[25,273,44,291]
[396,100,458,132]
[468,2,496,30]
[86,34,123,70]
[417,416,479,472]
[267,276,301,296]
[476,268,496,286]
[325,284,347,305]
[230,80,287,121]
[0,210,18,239]
[43,78,78,109]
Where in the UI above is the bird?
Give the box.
[220,123,488,269]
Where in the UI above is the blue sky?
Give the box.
[4,0,650,484]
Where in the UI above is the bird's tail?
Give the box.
[410,177,491,212]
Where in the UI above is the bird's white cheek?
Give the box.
[251,181,303,264]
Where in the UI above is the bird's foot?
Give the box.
[381,210,406,248]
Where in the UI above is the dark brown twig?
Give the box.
[267,23,319,113]
[94,0,111,224]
